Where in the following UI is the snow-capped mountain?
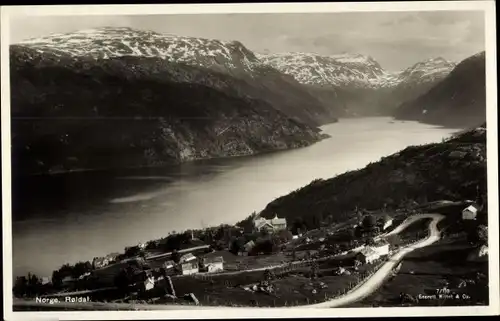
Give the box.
[18,27,263,75]
[393,57,456,88]
[258,51,457,116]
[257,52,399,89]
[15,27,340,126]
[257,52,455,90]
[12,28,335,175]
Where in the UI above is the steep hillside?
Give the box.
[386,57,456,111]
[16,27,340,126]
[10,45,327,176]
[257,126,486,228]
[394,52,486,128]
[259,52,455,117]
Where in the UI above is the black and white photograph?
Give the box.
[1,1,498,319]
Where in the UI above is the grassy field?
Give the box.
[351,236,489,307]
[162,254,382,307]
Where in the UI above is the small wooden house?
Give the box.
[203,256,224,273]
[462,204,479,220]
[179,253,197,264]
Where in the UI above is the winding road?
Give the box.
[300,213,444,308]
[13,213,445,310]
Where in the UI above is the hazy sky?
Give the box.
[9,11,485,71]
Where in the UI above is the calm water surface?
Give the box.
[12,117,460,277]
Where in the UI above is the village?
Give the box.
[14,199,487,308]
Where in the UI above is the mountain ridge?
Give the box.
[394,51,486,128]
[10,38,331,176]
[258,51,457,116]
[15,27,341,126]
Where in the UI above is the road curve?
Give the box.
[13,213,445,310]
[299,213,445,308]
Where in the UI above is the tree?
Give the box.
[387,234,402,248]
[253,239,274,255]
[230,237,245,255]
[310,261,319,279]
[292,218,307,235]
[354,225,364,238]
[51,270,63,290]
[13,276,28,298]
[114,268,131,295]
[477,225,488,245]
[263,269,276,281]
[362,215,377,230]
[278,229,293,243]
[124,246,141,258]
[365,238,376,246]
[469,224,488,245]
[171,249,181,264]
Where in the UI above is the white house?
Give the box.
[382,218,393,231]
[270,214,287,231]
[163,260,175,271]
[372,241,390,256]
[41,277,51,285]
[92,257,110,269]
[356,248,380,264]
[181,262,199,275]
[180,253,197,264]
[78,272,91,280]
[462,204,479,220]
[203,256,224,273]
[144,275,155,291]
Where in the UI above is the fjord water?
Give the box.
[12,117,460,277]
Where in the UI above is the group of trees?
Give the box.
[51,261,93,290]
[467,224,488,245]
[13,273,48,298]
[354,214,384,238]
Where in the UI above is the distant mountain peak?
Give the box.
[258,51,456,90]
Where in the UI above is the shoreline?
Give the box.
[10,119,479,280]
[13,129,334,179]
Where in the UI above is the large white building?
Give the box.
[253,214,287,233]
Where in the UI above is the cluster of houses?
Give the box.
[92,253,121,269]
[159,252,225,276]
